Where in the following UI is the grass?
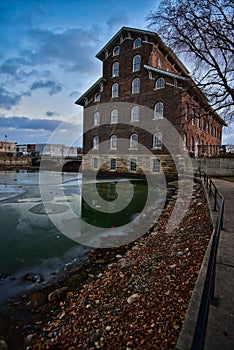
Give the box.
[219,177,234,182]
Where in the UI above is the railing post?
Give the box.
[209,180,212,196]
[214,187,217,211]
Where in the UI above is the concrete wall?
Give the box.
[0,157,32,169]
[189,157,234,176]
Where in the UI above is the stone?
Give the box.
[119,258,135,269]
[29,292,47,307]
[48,287,68,302]
[127,293,140,304]
[0,340,8,350]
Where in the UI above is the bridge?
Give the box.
[32,155,82,172]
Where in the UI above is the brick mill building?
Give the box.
[76,27,226,177]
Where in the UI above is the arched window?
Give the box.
[132,77,140,94]
[153,132,162,149]
[132,55,141,71]
[130,133,138,150]
[93,136,99,150]
[154,102,164,119]
[93,157,98,170]
[112,62,119,77]
[183,133,187,150]
[202,119,205,131]
[112,83,119,98]
[190,137,194,152]
[191,109,195,125]
[152,159,161,173]
[110,109,118,124]
[131,106,139,122]
[133,38,141,48]
[155,78,165,89]
[195,135,200,157]
[185,103,189,121]
[110,135,117,150]
[113,46,120,56]
[197,114,200,128]
[94,93,100,102]
[93,112,100,126]
[157,58,162,69]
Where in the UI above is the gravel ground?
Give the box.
[1,180,213,350]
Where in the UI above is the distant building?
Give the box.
[0,141,17,156]
[76,26,226,177]
[16,143,78,158]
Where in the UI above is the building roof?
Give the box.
[144,64,189,81]
[75,77,104,106]
[96,26,190,76]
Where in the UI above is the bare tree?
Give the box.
[147,0,234,122]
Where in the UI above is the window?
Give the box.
[185,103,189,121]
[154,102,164,119]
[133,38,141,48]
[190,137,194,152]
[110,135,117,150]
[112,83,119,98]
[174,79,178,88]
[113,46,120,56]
[152,159,161,173]
[93,112,100,126]
[110,109,118,124]
[130,159,137,172]
[132,77,140,94]
[201,118,205,131]
[93,136,99,150]
[155,78,165,89]
[153,132,162,149]
[130,133,138,150]
[93,157,98,170]
[131,106,139,122]
[110,158,117,171]
[112,62,119,77]
[157,58,162,69]
[132,55,141,71]
[197,115,200,128]
[94,93,100,102]
[191,109,195,125]
[183,133,187,150]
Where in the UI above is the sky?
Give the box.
[0,0,233,147]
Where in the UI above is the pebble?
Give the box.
[127,293,140,304]
[48,287,68,302]
[0,340,8,350]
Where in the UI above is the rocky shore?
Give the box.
[0,180,213,350]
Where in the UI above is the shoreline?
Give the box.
[0,179,213,349]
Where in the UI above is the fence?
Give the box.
[191,173,224,349]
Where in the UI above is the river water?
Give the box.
[0,170,167,304]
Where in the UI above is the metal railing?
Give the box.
[191,173,224,350]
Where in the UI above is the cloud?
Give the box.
[46,110,59,117]
[222,121,234,144]
[31,80,62,95]
[0,115,62,132]
[69,91,80,99]
[106,15,129,29]
[0,57,29,77]
[0,86,22,110]
[28,27,101,73]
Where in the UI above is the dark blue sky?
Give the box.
[0,0,233,145]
